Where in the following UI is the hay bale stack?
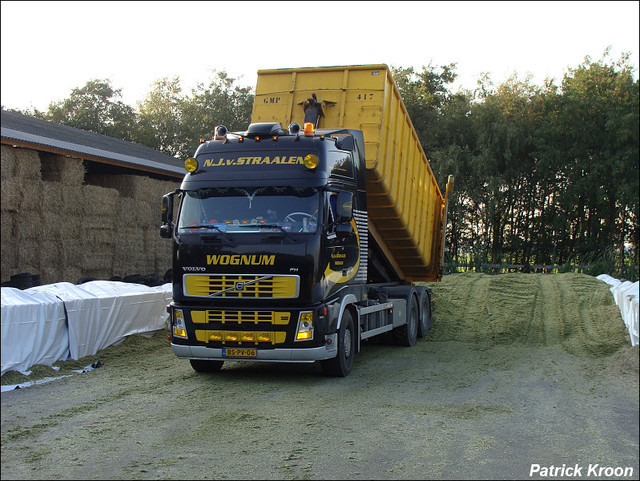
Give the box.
[82,184,119,218]
[16,238,40,275]
[5,174,45,281]
[112,226,145,275]
[1,142,183,284]
[59,238,85,268]
[116,196,137,225]
[61,187,84,216]
[18,179,45,212]
[61,266,83,284]
[41,183,63,215]
[1,177,44,214]
[79,185,119,278]
[13,148,42,180]
[40,240,64,270]
[0,213,17,276]
[39,153,86,185]
[133,201,155,228]
[84,173,158,199]
[1,145,17,176]
[130,175,157,200]
[145,227,172,276]
[39,191,64,283]
[1,179,21,213]
[0,147,41,282]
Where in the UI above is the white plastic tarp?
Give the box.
[596,275,639,346]
[1,287,70,375]
[73,281,171,356]
[1,281,173,376]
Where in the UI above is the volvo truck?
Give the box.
[161,64,453,376]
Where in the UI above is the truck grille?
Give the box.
[191,310,290,325]
[183,274,299,298]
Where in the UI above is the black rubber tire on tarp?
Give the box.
[9,272,34,289]
[189,359,224,373]
[77,276,97,285]
[321,309,356,377]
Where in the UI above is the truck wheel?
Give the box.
[394,294,418,347]
[189,359,224,373]
[417,290,432,338]
[321,309,355,377]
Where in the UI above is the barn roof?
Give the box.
[1,109,184,178]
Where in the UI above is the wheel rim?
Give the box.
[344,326,352,359]
[411,302,418,332]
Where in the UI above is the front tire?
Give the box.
[321,309,356,377]
[189,359,224,373]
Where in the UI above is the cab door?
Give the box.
[323,190,360,294]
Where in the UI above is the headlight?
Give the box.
[295,311,314,341]
[173,309,187,338]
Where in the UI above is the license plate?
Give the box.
[223,348,257,358]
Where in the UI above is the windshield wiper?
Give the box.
[181,224,226,232]
[179,224,233,241]
[240,223,297,241]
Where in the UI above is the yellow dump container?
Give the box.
[251,64,450,282]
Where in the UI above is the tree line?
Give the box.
[5,51,638,275]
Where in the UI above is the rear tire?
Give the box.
[189,359,224,373]
[394,294,418,346]
[417,289,433,338]
[321,309,355,377]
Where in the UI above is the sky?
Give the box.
[1,0,638,112]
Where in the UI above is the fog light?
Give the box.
[224,332,239,342]
[257,332,273,343]
[241,332,256,342]
[209,332,223,341]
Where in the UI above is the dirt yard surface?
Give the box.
[1,272,638,480]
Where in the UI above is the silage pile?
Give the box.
[427,272,631,358]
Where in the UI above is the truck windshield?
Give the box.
[177,186,319,234]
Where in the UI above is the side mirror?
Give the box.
[160,224,173,239]
[161,192,175,224]
[336,191,353,221]
[334,135,354,151]
[160,190,177,238]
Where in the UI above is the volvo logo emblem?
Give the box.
[235,281,245,291]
